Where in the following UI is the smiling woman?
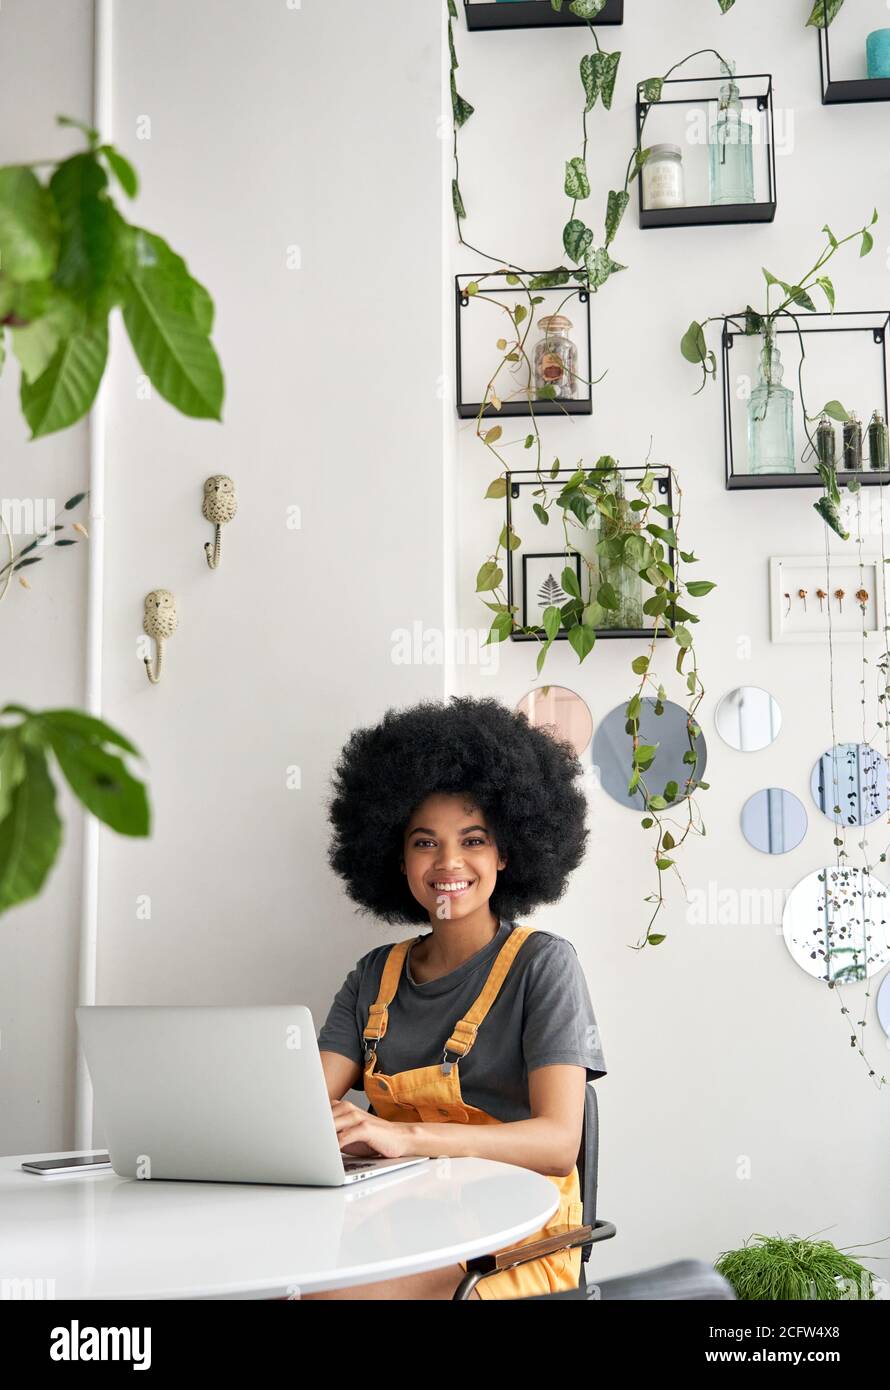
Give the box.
[306,695,607,1301]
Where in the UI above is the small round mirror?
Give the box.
[810,743,890,826]
[591,697,707,811]
[877,972,890,1039]
[740,788,807,854]
[516,685,593,758]
[782,866,890,983]
[715,686,782,751]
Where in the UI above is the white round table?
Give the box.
[1,1150,560,1299]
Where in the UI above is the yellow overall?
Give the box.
[362,924,584,1300]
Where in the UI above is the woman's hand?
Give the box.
[331,1098,418,1159]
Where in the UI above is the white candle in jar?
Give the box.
[642,143,685,210]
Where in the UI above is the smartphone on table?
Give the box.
[21,1153,111,1175]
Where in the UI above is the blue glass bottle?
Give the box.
[748,325,795,475]
[709,77,754,206]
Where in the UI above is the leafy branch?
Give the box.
[0,115,223,438]
[0,706,150,917]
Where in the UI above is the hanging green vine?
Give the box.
[449,5,727,947]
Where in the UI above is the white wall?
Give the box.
[453,0,890,1277]
[2,0,889,1285]
[0,0,94,1155]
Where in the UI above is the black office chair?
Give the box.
[452,1082,615,1300]
[452,1083,736,1302]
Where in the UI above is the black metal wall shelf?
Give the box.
[721,310,890,491]
[635,74,777,229]
[455,273,592,419]
[505,466,675,640]
[463,0,623,31]
[816,4,890,103]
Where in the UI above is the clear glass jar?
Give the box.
[748,323,795,475]
[533,314,578,401]
[593,472,644,630]
[642,144,685,210]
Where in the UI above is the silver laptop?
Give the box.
[75,1004,429,1186]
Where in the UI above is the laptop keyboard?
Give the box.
[343,1158,378,1171]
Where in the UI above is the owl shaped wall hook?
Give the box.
[143,590,178,684]
[202,475,237,569]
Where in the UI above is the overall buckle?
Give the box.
[441,1047,461,1076]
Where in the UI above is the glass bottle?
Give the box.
[533,315,578,402]
[868,410,889,471]
[595,472,644,630]
[748,323,795,475]
[843,413,863,471]
[709,76,755,206]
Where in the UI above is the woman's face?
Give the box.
[400,792,506,922]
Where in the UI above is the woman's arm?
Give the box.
[332,1063,587,1176]
[319,1049,362,1102]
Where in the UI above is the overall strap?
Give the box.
[443,925,535,1072]
[362,936,418,1057]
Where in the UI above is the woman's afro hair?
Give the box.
[326,694,589,925]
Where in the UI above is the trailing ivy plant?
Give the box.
[679,215,879,539]
[450,5,722,945]
[0,707,150,917]
[0,115,223,438]
[717,0,844,20]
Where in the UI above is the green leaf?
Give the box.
[99,145,139,199]
[49,153,117,308]
[816,276,835,310]
[674,624,693,648]
[597,582,620,611]
[0,745,63,916]
[122,228,223,420]
[806,0,844,27]
[20,318,108,439]
[784,284,817,312]
[821,399,850,422]
[814,495,850,541]
[585,246,613,291]
[528,268,571,289]
[476,561,503,593]
[486,613,513,645]
[483,425,502,444]
[563,219,593,263]
[533,502,549,525]
[542,606,562,641]
[57,114,100,146]
[822,224,838,248]
[43,729,149,836]
[648,934,666,945]
[861,229,874,257]
[35,709,140,759]
[0,165,59,281]
[580,54,599,112]
[605,189,629,243]
[680,320,708,365]
[450,71,474,128]
[592,50,621,110]
[561,565,582,600]
[452,179,466,220]
[717,0,735,11]
[638,78,664,103]
[10,291,80,384]
[0,733,25,823]
[631,655,649,675]
[685,580,716,597]
[568,624,595,662]
[569,0,606,16]
[485,477,507,499]
[565,157,590,201]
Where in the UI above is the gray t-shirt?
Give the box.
[316,920,607,1123]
